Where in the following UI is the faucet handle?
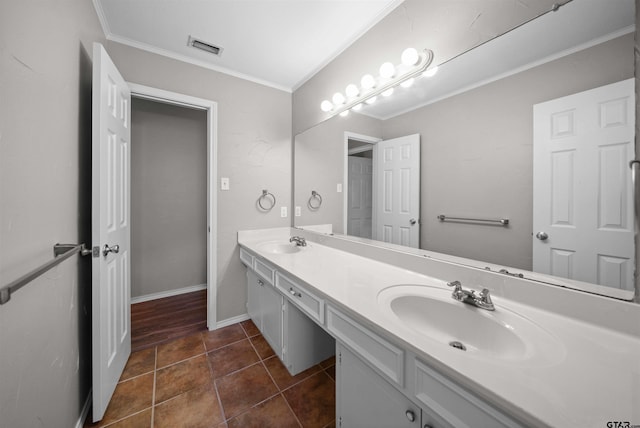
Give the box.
[478,288,492,303]
[447,280,462,290]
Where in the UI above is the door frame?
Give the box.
[128,83,218,330]
[343,132,381,236]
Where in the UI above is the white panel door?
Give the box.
[374,134,420,248]
[347,156,373,239]
[92,42,131,421]
[533,79,634,290]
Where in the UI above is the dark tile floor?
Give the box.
[85,320,336,428]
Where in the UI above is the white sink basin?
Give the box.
[378,285,564,363]
[257,241,302,254]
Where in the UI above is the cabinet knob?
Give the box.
[423,425,433,428]
[288,287,302,298]
[405,410,416,422]
[258,279,264,286]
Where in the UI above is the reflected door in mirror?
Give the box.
[533,79,635,291]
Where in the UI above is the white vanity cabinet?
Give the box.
[242,248,334,376]
[337,344,448,428]
[246,269,283,359]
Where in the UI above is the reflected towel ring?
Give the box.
[308,190,322,210]
[258,189,276,211]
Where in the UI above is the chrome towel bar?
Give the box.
[0,243,91,305]
[437,214,509,226]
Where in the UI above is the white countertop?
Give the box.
[238,228,640,428]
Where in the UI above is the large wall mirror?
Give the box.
[294,0,637,301]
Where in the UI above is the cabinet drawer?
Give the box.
[239,247,254,268]
[327,305,404,387]
[414,359,521,428]
[275,272,324,324]
[254,258,275,285]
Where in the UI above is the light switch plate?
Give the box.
[281,207,288,218]
[337,183,342,193]
[295,206,301,217]
[220,177,230,190]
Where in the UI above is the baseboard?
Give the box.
[131,284,207,304]
[76,389,92,428]
[214,313,250,330]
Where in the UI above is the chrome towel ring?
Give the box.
[308,190,322,210]
[258,189,276,211]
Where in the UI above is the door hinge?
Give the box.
[338,352,341,365]
[282,303,286,312]
[338,416,342,427]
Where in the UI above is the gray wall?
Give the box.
[131,99,207,298]
[104,42,292,322]
[0,1,106,427]
[382,33,634,270]
[295,113,381,232]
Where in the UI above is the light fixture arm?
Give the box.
[329,48,434,117]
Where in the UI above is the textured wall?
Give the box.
[105,42,292,322]
[295,113,382,232]
[131,99,208,298]
[0,1,106,427]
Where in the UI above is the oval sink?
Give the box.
[378,285,563,363]
[257,241,301,254]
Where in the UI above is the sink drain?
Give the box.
[449,341,467,351]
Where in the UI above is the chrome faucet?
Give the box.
[446,281,494,311]
[289,236,307,247]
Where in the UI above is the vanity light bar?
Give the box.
[322,48,435,118]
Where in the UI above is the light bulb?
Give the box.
[361,74,376,90]
[379,62,395,79]
[382,88,394,97]
[339,110,349,117]
[320,100,333,112]
[365,96,377,105]
[400,78,415,88]
[352,104,362,111]
[345,84,359,98]
[401,48,419,66]
[332,92,345,105]
[423,66,438,78]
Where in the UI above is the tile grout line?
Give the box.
[259,358,304,428]
[205,331,228,424]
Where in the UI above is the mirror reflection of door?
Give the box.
[347,141,374,239]
[375,134,421,248]
[346,134,421,247]
[533,78,635,291]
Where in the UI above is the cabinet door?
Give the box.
[261,281,283,359]
[246,270,262,330]
[337,344,420,428]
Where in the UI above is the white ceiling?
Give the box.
[93,0,403,92]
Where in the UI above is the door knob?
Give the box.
[405,410,416,422]
[409,218,417,225]
[103,244,120,257]
[535,231,548,241]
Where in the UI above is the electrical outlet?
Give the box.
[280,206,288,218]
[337,183,342,193]
[220,177,230,190]
[295,206,301,217]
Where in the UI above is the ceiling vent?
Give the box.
[188,36,223,56]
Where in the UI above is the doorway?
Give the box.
[129,83,218,331]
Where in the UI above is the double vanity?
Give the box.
[238,227,640,428]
